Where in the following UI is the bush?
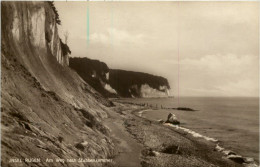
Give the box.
[48,1,61,25]
[60,38,71,55]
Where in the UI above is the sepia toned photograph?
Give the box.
[1,1,259,167]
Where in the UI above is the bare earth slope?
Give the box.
[1,2,115,167]
[0,2,251,167]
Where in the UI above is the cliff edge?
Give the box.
[70,57,171,98]
[1,2,114,166]
[109,69,170,98]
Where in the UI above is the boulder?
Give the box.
[223,150,236,156]
[165,113,180,125]
[243,157,254,163]
[227,155,245,164]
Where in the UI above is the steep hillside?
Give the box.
[1,2,114,167]
[70,57,117,98]
[70,57,170,98]
[1,2,253,167]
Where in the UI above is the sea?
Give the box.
[115,97,259,163]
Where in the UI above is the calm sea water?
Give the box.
[116,97,259,162]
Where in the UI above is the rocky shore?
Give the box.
[1,2,257,167]
[105,101,255,167]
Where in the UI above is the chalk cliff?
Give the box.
[1,2,114,166]
[1,2,253,167]
[70,57,171,98]
[69,57,117,97]
[109,69,170,98]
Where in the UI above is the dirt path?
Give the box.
[103,102,249,167]
[104,108,143,167]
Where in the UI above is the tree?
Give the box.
[48,1,61,25]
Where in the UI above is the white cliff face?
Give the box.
[99,74,116,94]
[11,10,20,40]
[45,7,69,66]
[11,2,69,66]
[11,3,46,49]
[166,89,170,96]
[30,7,46,48]
[48,19,56,56]
[47,22,67,66]
[140,84,170,98]
[106,72,109,80]
[104,84,117,94]
[159,85,167,91]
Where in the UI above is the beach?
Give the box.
[1,1,259,167]
[112,97,259,166]
[101,99,258,167]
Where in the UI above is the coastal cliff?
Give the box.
[69,57,117,98]
[109,69,170,98]
[70,57,171,98]
[1,2,249,167]
[1,2,114,166]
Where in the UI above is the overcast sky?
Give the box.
[55,2,259,97]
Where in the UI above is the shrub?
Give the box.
[48,1,61,25]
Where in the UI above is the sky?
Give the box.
[55,1,259,97]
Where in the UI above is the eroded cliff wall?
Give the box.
[1,2,114,166]
[70,57,118,98]
[8,1,69,66]
[109,69,170,98]
[69,57,171,98]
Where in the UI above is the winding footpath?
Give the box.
[104,108,142,167]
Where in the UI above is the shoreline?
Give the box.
[111,97,259,163]
[107,101,255,167]
[133,108,258,167]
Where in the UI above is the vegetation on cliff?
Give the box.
[1,2,252,167]
[48,1,61,25]
[69,57,115,97]
[69,57,170,98]
[60,38,71,56]
[1,2,115,166]
[109,69,170,97]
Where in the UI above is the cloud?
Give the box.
[181,54,258,76]
[90,28,145,45]
[177,54,258,96]
[216,79,258,97]
[56,2,258,97]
